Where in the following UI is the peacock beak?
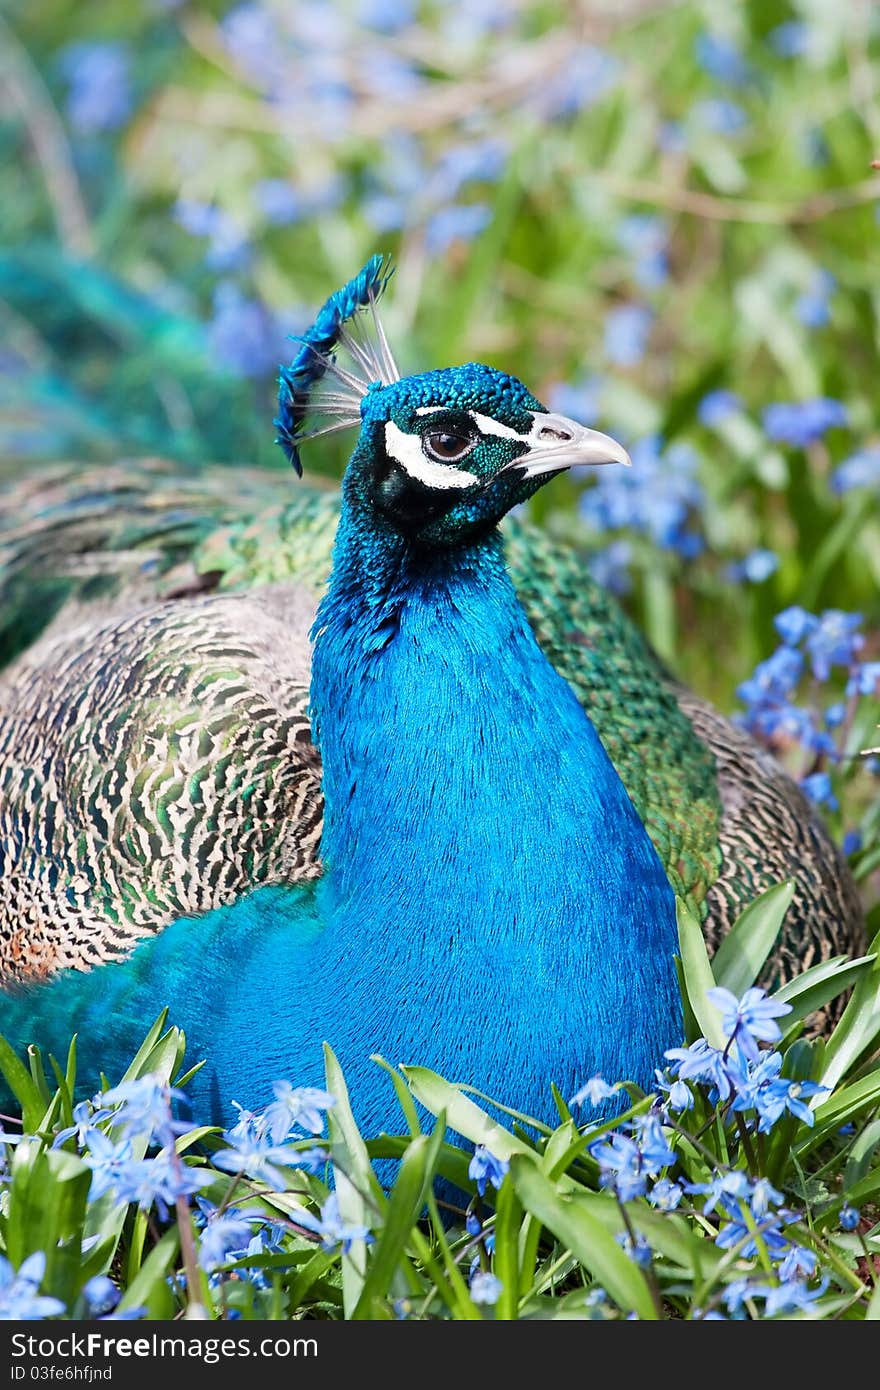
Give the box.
[502,413,632,480]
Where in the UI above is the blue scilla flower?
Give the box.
[805,610,864,681]
[684,1169,751,1216]
[694,32,752,87]
[593,1117,675,1203]
[773,1077,829,1125]
[424,204,492,254]
[603,304,653,367]
[0,1253,65,1322]
[774,606,819,647]
[579,435,704,559]
[796,270,835,328]
[769,21,810,58]
[842,830,863,856]
[59,42,132,135]
[52,1099,112,1150]
[777,1246,817,1282]
[691,98,749,135]
[83,1275,121,1316]
[112,1149,209,1219]
[616,214,669,289]
[632,1114,676,1174]
[648,1177,683,1211]
[255,180,302,227]
[763,398,847,448]
[468,1145,509,1197]
[262,1082,336,1142]
[743,703,832,758]
[102,1075,190,1148]
[590,1132,647,1201]
[587,541,633,596]
[839,1205,860,1232]
[846,662,880,697]
[617,1233,652,1268]
[706,986,792,1062]
[830,446,880,494]
[220,3,286,95]
[697,389,742,427]
[722,1277,763,1315]
[82,1131,134,1201]
[802,771,839,812]
[743,1070,827,1134]
[749,1178,784,1218]
[714,1205,790,1260]
[174,201,251,273]
[825,703,846,728]
[431,140,508,202]
[729,548,778,584]
[535,45,619,119]
[665,1039,737,1102]
[654,1068,695,1112]
[469,1269,503,1305]
[546,377,604,424]
[728,1048,782,1115]
[358,0,415,33]
[213,1112,324,1190]
[736,646,804,706]
[759,1276,828,1316]
[570,1074,620,1108]
[198,1211,257,1273]
[208,283,283,379]
[293,1193,373,1254]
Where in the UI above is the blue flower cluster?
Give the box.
[736,605,880,811]
[59,42,132,135]
[0,1253,66,1322]
[580,985,839,1318]
[831,446,880,495]
[763,398,847,448]
[578,435,704,561]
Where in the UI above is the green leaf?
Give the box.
[401,1066,535,1163]
[370,1055,422,1137]
[844,1117,880,1192]
[509,1156,657,1320]
[352,1128,441,1318]
[3,1142,92,1309]
[676,899,726,1049]
[324,1044,384,1318]
[821,929,880,1093]
[711,880,794,998]
[117,1226,180,1317]
[774,955,876,1037]
[0,1034,46,1133]
[493,1173,523,1320]
[796,1070,880,1157]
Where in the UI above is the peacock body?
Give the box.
[0,258,864,1132]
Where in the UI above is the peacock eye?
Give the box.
[422,431,476,464]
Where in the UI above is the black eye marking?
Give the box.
[422,431,477,464]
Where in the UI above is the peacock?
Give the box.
[0,256,864,1135]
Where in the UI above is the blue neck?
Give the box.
[3,502,682,1132]
[305,500,682,1116]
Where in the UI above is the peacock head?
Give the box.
[276,256,629,547]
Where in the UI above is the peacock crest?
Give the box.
[275,254,400,475]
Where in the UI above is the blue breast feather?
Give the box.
[0,524,682,1133]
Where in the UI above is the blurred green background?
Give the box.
[2,0,880,855]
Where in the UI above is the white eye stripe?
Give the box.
[384,421,479,489]
[413,405,533,444]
